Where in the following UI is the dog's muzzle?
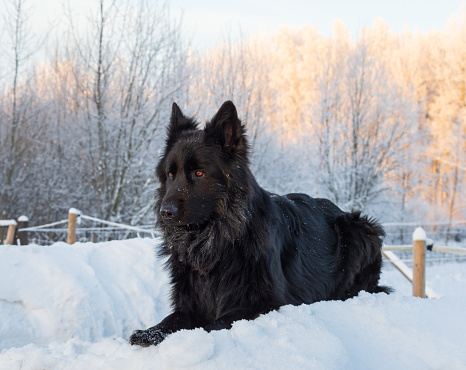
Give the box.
[160,203,178,220]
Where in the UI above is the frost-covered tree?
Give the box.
[61,0,187,223]
[0,0,47,220]
[423,7,466,239]
[184,34,287,190]
[309,41,416,211]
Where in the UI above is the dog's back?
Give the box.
[266,193,389,305]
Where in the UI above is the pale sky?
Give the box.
[170,0,466,49]
[33,0,466,50]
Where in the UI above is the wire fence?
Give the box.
[381,221,466,269]
[0,209,158,246]
[383,221,466,246]
[382,247,466,266]
[2,210,465,253]
[24,228,155,246]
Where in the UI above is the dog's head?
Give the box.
[155,101,248,227]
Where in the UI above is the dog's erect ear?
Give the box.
[169,103,197,133]
[158,103,197,180]
[170,102,184,126]
[205,101,244,149]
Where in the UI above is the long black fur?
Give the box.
[129,101,391,347]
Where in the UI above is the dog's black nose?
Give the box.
[160,204,178,220]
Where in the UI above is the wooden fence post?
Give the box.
[67,208,81,244]
[17,215,29,245]
[6,221,17,245]
[412,227,426,298]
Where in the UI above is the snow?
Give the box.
[0,220,16,227]
[412,227,426,241]
[69,208,82,215]
[17,216,29,222]
[1,238,466,369]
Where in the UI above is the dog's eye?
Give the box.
[168,172,174,179]
[194,170,204,177]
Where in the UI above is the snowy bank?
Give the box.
[1,239,465,369]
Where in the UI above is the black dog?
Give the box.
[129,101,390,347]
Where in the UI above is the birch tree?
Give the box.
[63,0,187,223]
[0,0,46,219]
[425,8,466,240]
[310,42,416,211]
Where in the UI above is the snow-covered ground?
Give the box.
[1,238,465,369]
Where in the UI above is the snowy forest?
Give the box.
[0,0,465,239]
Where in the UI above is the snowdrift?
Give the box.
[1,238,465,369]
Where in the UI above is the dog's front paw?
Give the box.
[129,327,168,347]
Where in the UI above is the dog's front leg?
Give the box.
[203,307,275,332]
[203,312,249,332]
[129,311,194,347]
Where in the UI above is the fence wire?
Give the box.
[383,223,466,246]
[8,212,158,246]
[4,213,466,249]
